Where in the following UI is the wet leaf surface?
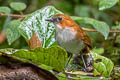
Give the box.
[19,6,62,48]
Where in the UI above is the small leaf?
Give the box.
[11,46,68,71]
[112,24,120,30]
[29,32,42,49]
[71,16,110,39]
[91,51,114,77]
[83,18,110,39]
[92,48,104,55]
[99,0,118,10]
[10,2,26,11]
[19,6,62,48]
[5,20,21,45]
[0,6,11,14]
[57,73,68,80]
[0,30,6,44]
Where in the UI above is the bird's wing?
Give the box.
[75,26,92,49]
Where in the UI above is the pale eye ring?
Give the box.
[57,17,62,21]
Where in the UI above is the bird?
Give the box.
[46,14,93,72]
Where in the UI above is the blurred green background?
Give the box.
[0,0,120,65]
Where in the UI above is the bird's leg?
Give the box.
[81,55,87,72]
[86,54,93,66]
[81,54,94,72]
[65,52,72,72]
[85,54,94,72]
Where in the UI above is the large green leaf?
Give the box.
[0,6,11,14]
[10,2,26,11]
[18,6,62,48]
[0,52,58,80]
[0,46,68,71]
[5,20,21,45]
[11,46,67,71]
[99,0,118,10]
[91,51,114,77]
[72,16,110,39]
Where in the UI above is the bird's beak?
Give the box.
[45,18,54,22]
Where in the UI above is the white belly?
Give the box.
[55,27,85,54]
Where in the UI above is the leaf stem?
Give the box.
[0,13,25,18]
[82,28,120,33]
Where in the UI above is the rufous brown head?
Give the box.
[46,14,77,29]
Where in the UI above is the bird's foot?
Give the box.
[73,54,94,72]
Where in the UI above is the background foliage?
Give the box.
[0,0,120,79]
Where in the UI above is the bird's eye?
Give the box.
[57,17,62,21]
